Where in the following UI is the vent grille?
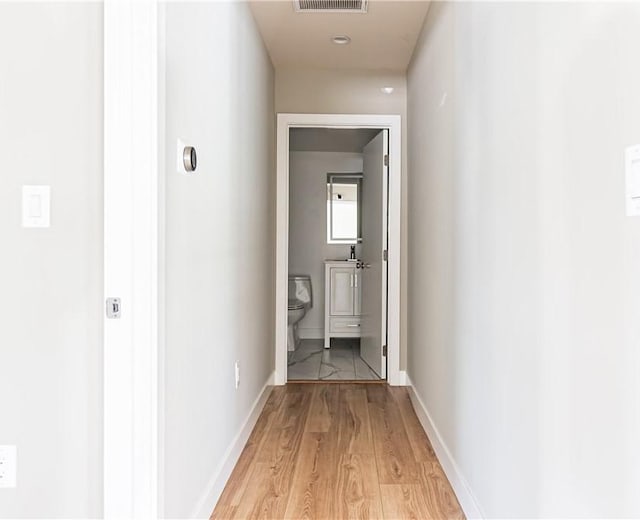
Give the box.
[294,0,368,13]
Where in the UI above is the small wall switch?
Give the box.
[235,361,240,389]
[22,185,50,228]
[0,445,17,488]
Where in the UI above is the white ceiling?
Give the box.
[249,1,431,71]
[290,128,381,152]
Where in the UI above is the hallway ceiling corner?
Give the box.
[249,0,431,72]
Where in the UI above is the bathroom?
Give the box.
[287,127,387,381]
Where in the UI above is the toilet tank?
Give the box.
[288,275,312,308]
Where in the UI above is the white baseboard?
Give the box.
[406,374,484,519]
[191,371,275,519]
[388,369,407,386]
[297,327,323,339]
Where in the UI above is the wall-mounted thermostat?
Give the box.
[177,138,197,174]
[183,146,197,172]
[626,144,640,216]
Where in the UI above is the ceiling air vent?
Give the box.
[294,0,368,13]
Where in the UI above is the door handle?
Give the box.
[361,263,371,269]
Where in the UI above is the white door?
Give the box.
[360,130,388,378]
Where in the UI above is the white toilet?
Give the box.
[287,275,312,351]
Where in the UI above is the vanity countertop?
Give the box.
[325,259,359,264]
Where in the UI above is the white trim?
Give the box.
[276,113,403,386]
[396,370,408,386]
[193,373,275,519]
[406,375,484,519]
[104,1,159,517]
[156,2,167,518]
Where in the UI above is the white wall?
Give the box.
[161,2,275,517]
[289,152,363,336]
[408,1,640,517]
[0,3,103,517]
[276,68,409,366]
[276,68,406,117]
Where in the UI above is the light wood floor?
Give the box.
[212,383,464,520]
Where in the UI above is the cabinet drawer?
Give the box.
[329,317,361,334]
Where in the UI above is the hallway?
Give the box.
[212,384,464,519]
[4,1,640,517]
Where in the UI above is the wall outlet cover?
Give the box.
[0,445,17,488]
[626,144,640,216]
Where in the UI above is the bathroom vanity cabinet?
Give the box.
[324,261,361,348]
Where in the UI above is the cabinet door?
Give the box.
[330,267,354,315]
[353,269,362,316]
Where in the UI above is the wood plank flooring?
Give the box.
[212,384,465,520]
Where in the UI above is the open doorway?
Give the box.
[275,114,403,386]
[287,128,388,380]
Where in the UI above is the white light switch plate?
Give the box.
[22,185,50,228]
[626,144,640,216]
[0,445,17,488]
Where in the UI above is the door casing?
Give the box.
[104,0,160,517]
[275,113,403,385]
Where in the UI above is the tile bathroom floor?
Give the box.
[287,338,381,381]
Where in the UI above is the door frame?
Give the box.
[275,113,402,386]
[104,0,159,517]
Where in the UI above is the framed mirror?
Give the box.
[327,173,362,244]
